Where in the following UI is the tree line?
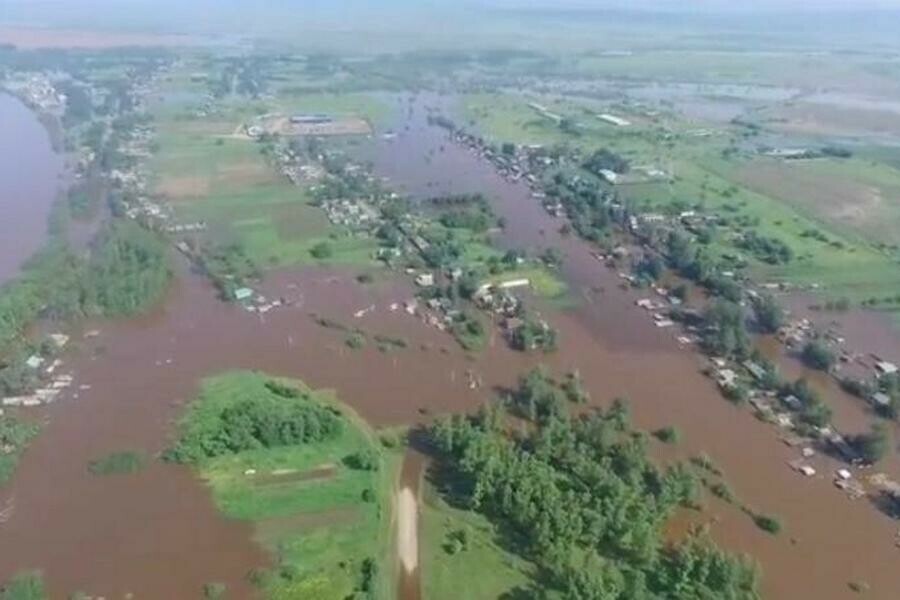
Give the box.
[429,375,760,599]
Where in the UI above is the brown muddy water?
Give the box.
[1,92,900,599]
[0,93,65,285]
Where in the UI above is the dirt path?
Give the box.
[397,487,418,573]
[397,450,425,600]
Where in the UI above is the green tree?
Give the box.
[802,341,835,372]
[703,300,750,358]
[752,294,784,334]
[310,241,334,260]
[852,424,890,464]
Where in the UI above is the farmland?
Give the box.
[148,70,385,270]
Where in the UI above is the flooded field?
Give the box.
[0,93,64,285]
[2,92,900,599]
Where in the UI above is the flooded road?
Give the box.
[1,91,900,599]
[0,93,64,285]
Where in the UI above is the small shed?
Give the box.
[873,392,892,407]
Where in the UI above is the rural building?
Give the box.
[599,169,619,184]
[743,360,767,381]
[290,114,333,125]
[764,148,810,159]
[234,287,254,302]
[876,361,898,375]
[415,273,435,287]
[598,113,631,127]
[873,392,892,407]
[782,395,802,411]
[715,368,737,388]
[497,278,530,290]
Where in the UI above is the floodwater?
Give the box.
[1,91,900,599]
[0,93,65,285]
[620,82,800,124]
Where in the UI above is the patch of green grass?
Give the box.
[189,372,400,600]
[421,483,538,600]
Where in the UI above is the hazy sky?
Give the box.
[487,0,900,9]
[6,0,900,10]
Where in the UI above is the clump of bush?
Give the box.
[88,451,145,475]
[653,426,680,444]
[753,513,782,535]
[166,375,343,463]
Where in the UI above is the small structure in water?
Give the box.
[234,287,254,302]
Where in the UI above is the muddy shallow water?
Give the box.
[2,92,900,599]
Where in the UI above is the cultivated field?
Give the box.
[728,158,900,247]
[148,76,382,269]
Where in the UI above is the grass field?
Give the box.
[420,481,539,600]
[725,157,900,247]
[190,372,400,600]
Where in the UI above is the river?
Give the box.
[1,92,899,598]
[0,93,65,286]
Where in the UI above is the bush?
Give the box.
[203,582,226,599]
[753,514,782,535]
[709,482,735,503]
[443,528,470,555]
[653,426,680,444]
[802,341,836,371]
[851,424,890,465]
[752,294,784,334]
[722,383,749,404]
[0,571,45,600]
[88,451,144,475]
[344,450,378,471]
[310,241,333,259]
[0,416,40,485]
[345,332,366,350]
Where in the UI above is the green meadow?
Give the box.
[176,371,400,600]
